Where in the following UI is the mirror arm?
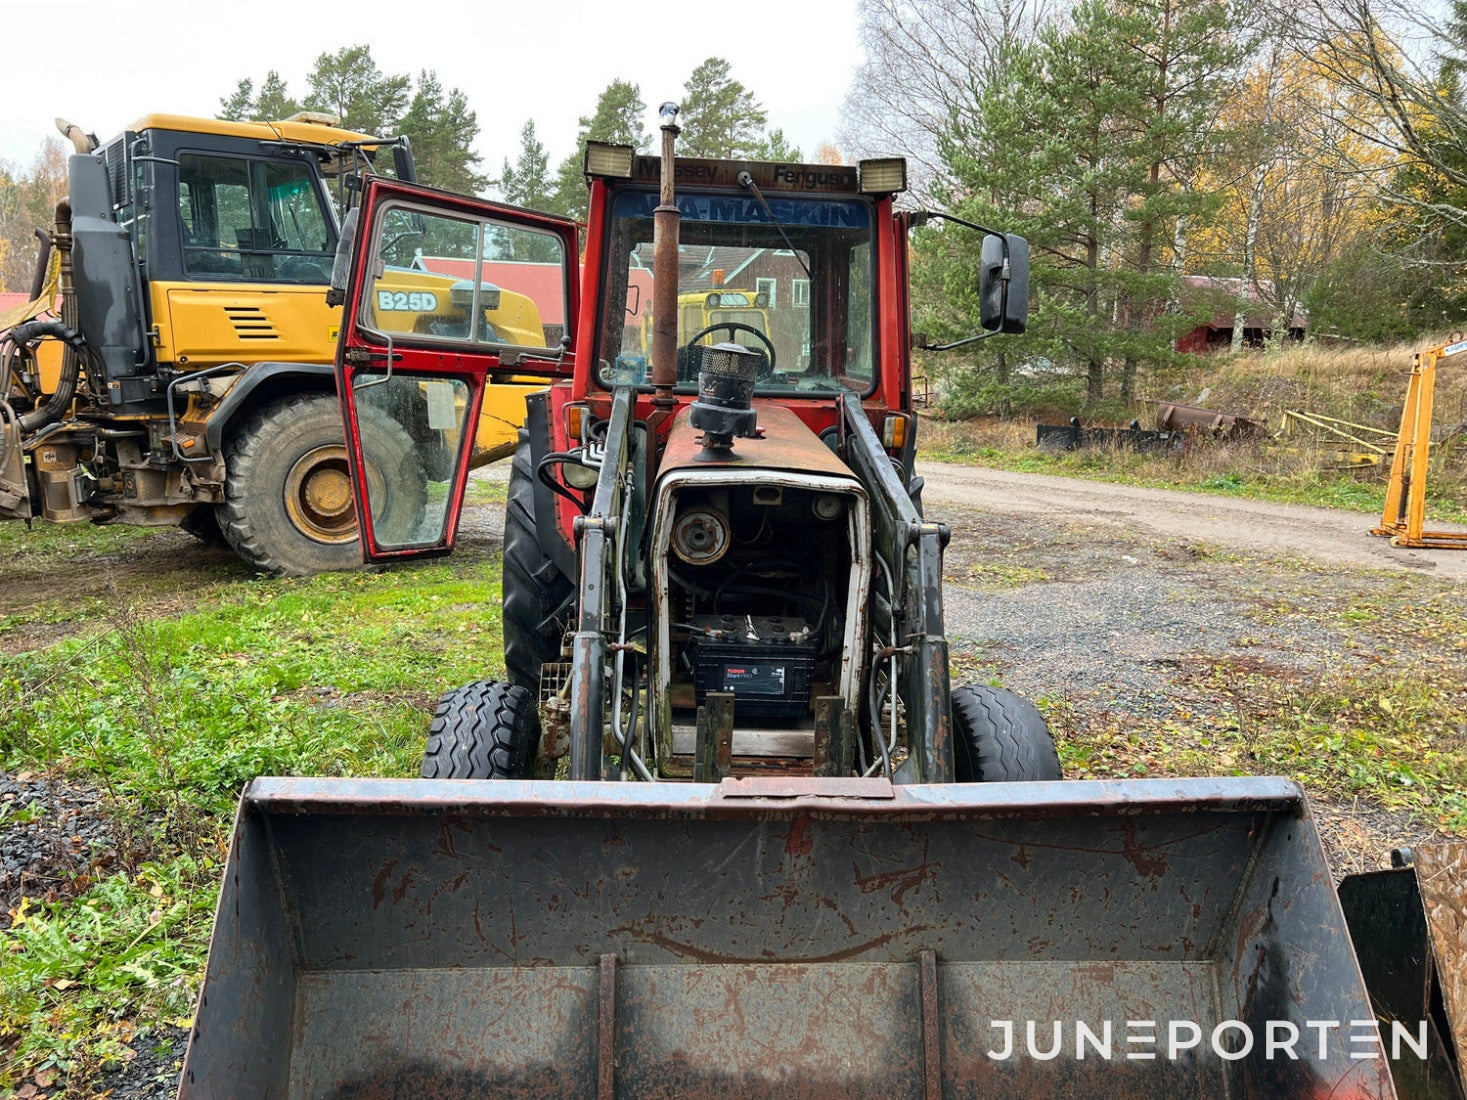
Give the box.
[917,330,1003,353]
[911,210,1011,242]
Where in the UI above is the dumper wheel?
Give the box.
[951,685,1062,782]
[503,434,574,691]
[221,395,425,577]
[421,680,540,779]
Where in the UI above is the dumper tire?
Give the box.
[221,395,425,577]
[421,680,540,779]
[951,685,1062,782]
[503,434,574,691]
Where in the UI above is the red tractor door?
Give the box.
[334,178,579,563]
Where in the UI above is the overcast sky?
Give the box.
[2,0,864,176]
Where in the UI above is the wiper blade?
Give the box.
[737,172,812,281]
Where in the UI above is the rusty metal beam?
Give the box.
[694,692,734,782]
[812,695,852,777]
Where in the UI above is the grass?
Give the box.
[2,338,1462,1090]
[1,525,504,1093]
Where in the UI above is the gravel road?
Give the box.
[922,461,1467,581]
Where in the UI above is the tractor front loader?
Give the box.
[179,114,1442,1097]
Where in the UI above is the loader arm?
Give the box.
[841,391,954,782]
[568,386,638,781]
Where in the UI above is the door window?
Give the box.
[350,372,471,550]
[362,205,568,350]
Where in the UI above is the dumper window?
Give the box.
[178,154,337,283]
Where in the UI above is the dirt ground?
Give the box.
[3,462,1464,1097]
[919,461,1465,875]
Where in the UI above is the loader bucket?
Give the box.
[182,775,1398,1099]
[1338,844,1467,1100]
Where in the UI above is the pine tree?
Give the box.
[679,58,768,158]
[255,71,299,121]
[219,79,255,122]
[497,120,554,209]
[551,79,649,219]
[303,45,410,136]
[399,70,487,193]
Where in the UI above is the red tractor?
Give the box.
[328,115,1051,788]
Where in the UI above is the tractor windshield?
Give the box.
[598,190,876,395]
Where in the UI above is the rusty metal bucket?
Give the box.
[181,775,1398,1099]
[1339,845,1467,1100]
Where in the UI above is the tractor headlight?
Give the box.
[584,142,634,179]
[858,158,907,195]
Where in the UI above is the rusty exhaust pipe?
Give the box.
[650,102,681,407]
[55,118,97,154]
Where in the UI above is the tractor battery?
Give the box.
[688,615,817,721]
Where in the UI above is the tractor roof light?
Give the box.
[858,158,907,195]
[584,142,635,179]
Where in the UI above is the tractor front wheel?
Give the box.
[420,680,540,779]
[951,684,1062,782]
[502,433,575,691]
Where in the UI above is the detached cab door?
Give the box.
[335,178,578,562]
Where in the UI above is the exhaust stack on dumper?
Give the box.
[181,110,1431,1097]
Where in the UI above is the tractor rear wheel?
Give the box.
[420,680,540,779]
[951,684,1062,782]
[502,433,574,691]
[221,395,425,576]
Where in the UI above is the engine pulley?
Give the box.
[671,507,731,564]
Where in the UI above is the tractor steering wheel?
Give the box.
[679,322,778,380]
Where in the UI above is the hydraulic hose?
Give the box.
[18,202,83,433]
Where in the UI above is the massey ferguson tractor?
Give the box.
[178,112,1463,1097]
[0,112,549,574]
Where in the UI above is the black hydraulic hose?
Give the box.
[536,452,593,514]
[15,319,87,433]
[868,665,892,778]
[712,559,803,609]
[8,318,84,349]
[622,649,643,777]
[19,203,82,433]
[714,583,823,617]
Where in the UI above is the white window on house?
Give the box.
[792,278,810,308]
[756,277,777,308]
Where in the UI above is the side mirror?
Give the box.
[392,139,416,184]
[979,233,1029,334]
[327,206,359,307]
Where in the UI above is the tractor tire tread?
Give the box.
[421,680,539,779]
[951,684,1062,782]
[502,433,574,691]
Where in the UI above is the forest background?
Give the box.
[3,0,1467,418]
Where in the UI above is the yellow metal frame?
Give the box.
[1371,337,1467,549]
